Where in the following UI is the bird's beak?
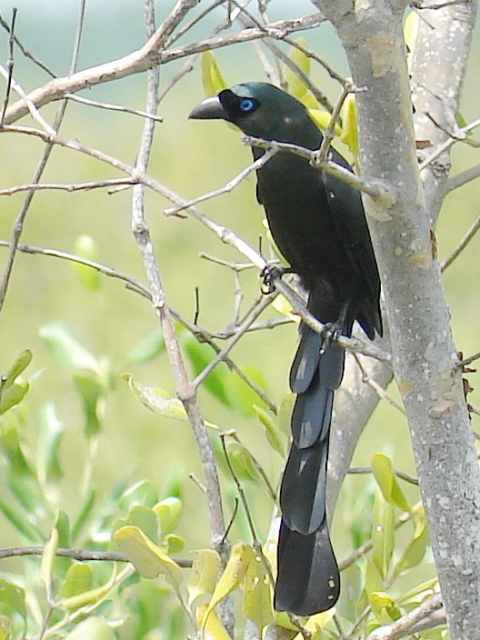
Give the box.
[189,95,226,120]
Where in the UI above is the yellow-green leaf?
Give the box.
[189,549,222,609]
[59,567,117,610]
[0,381,29,415]
[372,490,395,579]
[154,497,182,534]
[72,235,101,291]
[226,441,259,482]
[202,543,253,629]
[299,90,320,110]
[164,534,185,555]
[41,527,59,602]
[369,591,401,625]
[253,404,284,456]
[3,350,32,389]
[278,393,295,435]
[285,39,310,99]
[308,109,342,134]
[201,51,227,97]
[124,375,187,421]
[394,515,429,577]
[196,603,232,640]
[371,453,410,512]
[242,553,274,632]
[60,563,93,601]
[339,94,359,156]
[404,11,419,67]
[113,525,183,588]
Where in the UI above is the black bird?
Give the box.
[190,82,382,616]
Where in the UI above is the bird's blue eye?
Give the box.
[239,98,255,112]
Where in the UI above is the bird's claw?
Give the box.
[320,322,342,354]
[260,264,287,295]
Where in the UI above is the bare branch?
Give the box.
[2,13,325,126]
[366,593,443,640]
[0,178,139,197]
[440,215,480,271]
[446,163,480,193]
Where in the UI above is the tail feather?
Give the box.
[280,436,328,533]
[274,519,340,616]
[275,289,352,616]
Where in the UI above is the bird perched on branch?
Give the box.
[190,82,382,616]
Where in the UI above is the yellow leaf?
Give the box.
[285,39,310,99]
[339,94,359,156]
[242,553,274,631]
[196,603,231,640]
[59,567,117,610]
[41,527,58,602]
[201,51,227,97]
[202,543,253,630]
[272,295,296,320]
[308,109,342,135]
[113,526,183,588]
[189,549,222,609]
[369,591,401,624]
[299,91,320,110]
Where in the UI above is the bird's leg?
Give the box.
[319,300,351,354]
[260,264,293,295]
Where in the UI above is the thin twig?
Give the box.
[445,163,480,193]
[0,177,139,197]
[0,544,192,566]
[165,148,278,216]
[354,354,405,414]
[348,466,419,486]
[0,7,17,125]
[419,117,480,171]
[0,0,87,313]
[65,93,164,122]
[366,593,443,640]
[440,215,480,271]
[130,0,226,553]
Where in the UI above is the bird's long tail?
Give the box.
[274,289,352,616]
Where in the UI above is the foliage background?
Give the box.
[0,1,479,637]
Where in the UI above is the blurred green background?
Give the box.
[0,0,479,633]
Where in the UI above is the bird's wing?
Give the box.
[320,151,381,331]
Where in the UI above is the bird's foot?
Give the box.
[320,322,342,354]
[260,264,292,295]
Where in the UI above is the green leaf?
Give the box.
[119,480,158,511]
[154,497,182,535]
[3,350,32,389]
[0,497,43,542]
[37,403,64,484]
[126,506,159,543]
[225,367,268,416]
[339,94,359,156]
[201,51,227,97]
[285,39,310,99]
[72,235,101,291]
[371,453,410,512]
[0,580,26,622]
[60,563,94,600]
[253,404,284,455]
[182,334,231,406]
[372,490,395,580]
[65,616,115,640]
[127,329,165,364]
[41,527,59,602]
[226,442,259,482]
[73,371,104,437]
[278,392,295,435]
[71,488,96,542]
[39,323,99,372]
[0,422,34,476]
[0,381,29,415]
[242,553,273,632]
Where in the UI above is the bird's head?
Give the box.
[189,82,315,143]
